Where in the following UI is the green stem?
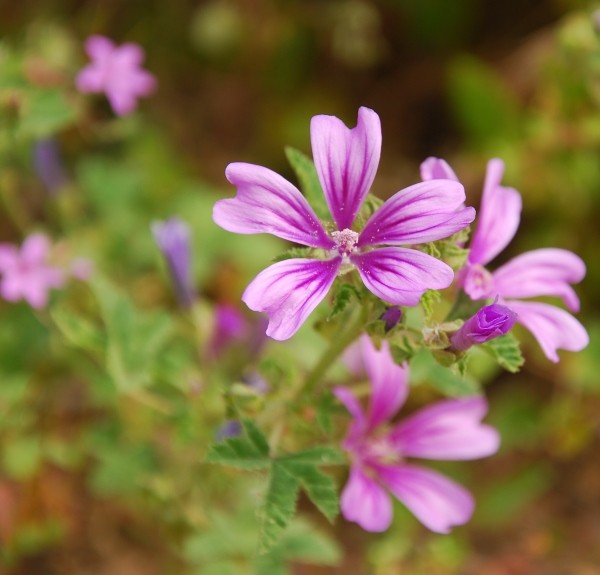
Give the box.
[301,303,371,396]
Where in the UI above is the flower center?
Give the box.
[331,228,359,256]
[462,264,494,300]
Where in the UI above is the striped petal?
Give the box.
[358,180,474,247]
[507,300,589,363]
[469,159,522,266]
[351,247,454,306]
[389,396,500,460]
[214,163,333,248]
[311,107,381,230]
[378,463,475,534]
[242,257,341,340]
[492,248,585,312]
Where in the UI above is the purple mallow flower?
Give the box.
[213,107,475,340]
[0,234,66,308]
[422,157,588,362]
[450,302,517,352]
[76,35,156,116]
[152,218,195,308]
[335,335,499,533]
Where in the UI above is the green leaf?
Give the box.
[206,420,270,470]
[411,349,479,396]
[258,462,300,554]
[329,283,360,319]
[420,289,441,321]
[278,446,345,466]
[19,89,77,138]
[284,146,328,219]
[482,332,524,373]
[283,462,339,522]
[50,304,105,355]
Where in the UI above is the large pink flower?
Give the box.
[422,157,588,362]
[335,335,499,533]
[0,234,66,309]
[213,107,475,340]
[76,35,156,116]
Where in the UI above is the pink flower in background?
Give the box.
[76,35,156,116]
[335,335,499,533]
[0,234,65,308]
[422,157,588,362]
[214,107,475,340]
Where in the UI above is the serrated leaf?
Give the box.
[420,289,441,321]
[284,462,339,522]
[258,462,300,554]
[207,420,270,470]
[279,446,345,466]
[329,283,360,319]
[483,332,524,373]
[271,246,315,263]
[284,146,328,219]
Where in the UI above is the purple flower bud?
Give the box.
[215,419,242,441]
[380,306,402,332]
[211,303,247,356]
[450,302,517,352]
[152,218,195,308]
[33,138,68,195]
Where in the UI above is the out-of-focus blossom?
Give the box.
[422,157,588,362]
[214,107,475,340]
[0,234,65,308]
[33,138,68,195]
[450,301,517,352]
[76,35,156,116]
[211,303,247,356]
[335,335,499,533]
[215,420,243,441]
[152,218,195,308]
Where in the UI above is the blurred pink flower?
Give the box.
[214,107,475,340]
[422,157,588,362]
[335,335,499,533]
[76,35,156,116]
[0,234,66,308]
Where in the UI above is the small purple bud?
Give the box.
[33,138,68,195]
[380,306,402,332]
[241,371,269,394]
[152,218,195,308]
[215,419,242,441]
[450,302,517,352]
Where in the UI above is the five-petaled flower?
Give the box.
[335,335,499,533]
[422,157,588,362]
[213,107,475,340]
[76,35,156,116]
[0,234,66,308]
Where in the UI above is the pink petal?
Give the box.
[113,42,145,67]
[0,275,25,302]
[351,247,454,306]
[358,180,474,247]
[492,248,585,312]
[378,463,475,534]
[214,163,334,248]
[333,386,367,446]
[311,107,381,230]
[21,234,51,265]
[21,280,50,309]
[84,35,114,60]
[106,89,138,116]
[468,159,522,266]
[420,157,459,181]
[507,300,589,363]
[351,335,409,429]
[389,396,500,460]
[75,66,105,93]
[242,257,341,340]
[0,244,19,271]
[341,466,393,532]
